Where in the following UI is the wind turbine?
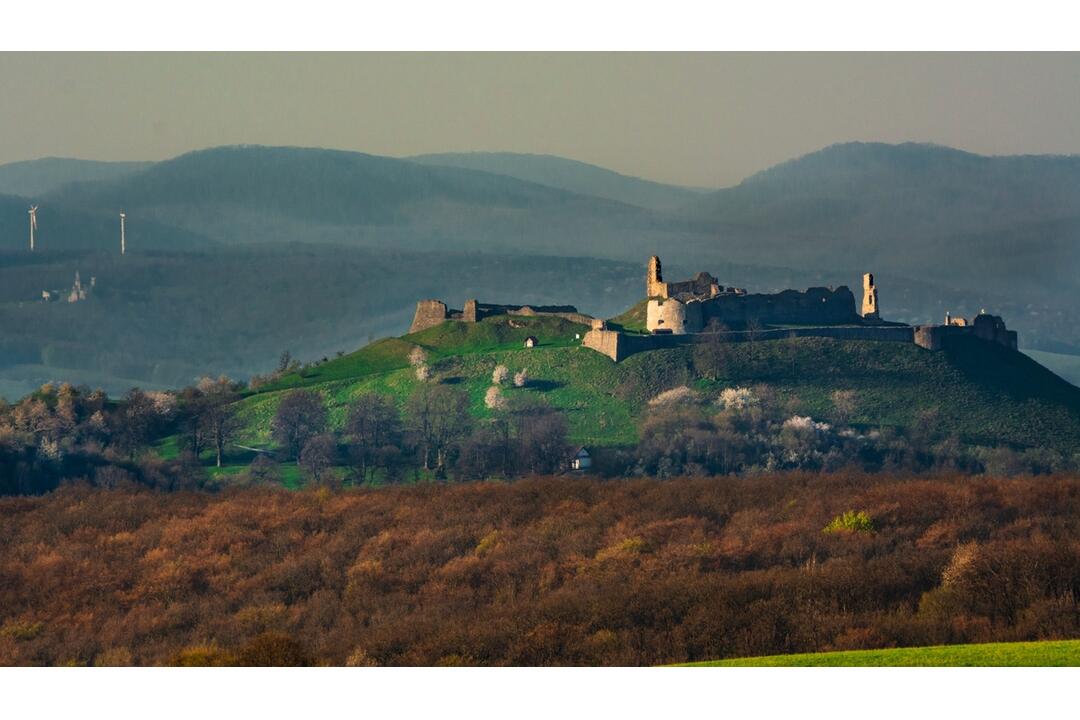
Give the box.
[28,205,37,251]
[119,210,126,255]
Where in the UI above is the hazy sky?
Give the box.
[2,52,1080,187]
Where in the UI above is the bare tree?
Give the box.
[745,318,763,364]
[112,389,160,458]
[344,393,403,482]
[405,384,471,475]
[246,454,282,485]
[693,319,730,380]
[204,383,242,468]
[271,390,328,463]
[299,434,338,485]
[831,390,859,426]
[513,401,570,475]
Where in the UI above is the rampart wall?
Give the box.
[698,287,860,327]
[409,299,595,334]
[583,325,916,362]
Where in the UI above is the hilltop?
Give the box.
[407,151,708,210]
[0,157,150,197]
[687,142,1080,305]
[225,310,1080,471]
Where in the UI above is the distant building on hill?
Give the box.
[581,255,1018,361]
[570,447,592,471]
[41,271,94,303]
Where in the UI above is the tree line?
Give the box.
[0,372,574,495]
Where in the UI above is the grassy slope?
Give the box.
[605,299,650,333]
[679,639,1080,667]
[227,314,1080,460]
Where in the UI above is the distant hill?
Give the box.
[0,157,151,197]
[407,151,709,210]
[685,142,1080,303]
[46,145,706,259]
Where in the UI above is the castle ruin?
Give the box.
[862,273,879,321]
[583,256,1018,361]
[405,255,1018,363]
[41,271,94,303]
[644,255,860,334]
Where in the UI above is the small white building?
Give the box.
[570,447,592,471]
[524,336,538,348]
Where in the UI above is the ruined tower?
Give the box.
[646,255,667,298]
[861,273,879,320]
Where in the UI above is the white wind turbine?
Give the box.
[28,205,38,251]
[119,210,126,255]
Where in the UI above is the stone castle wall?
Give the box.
[698,286,859,327]
[644,286,860,333]
[582,324,917,362]
[409,299,594,334]
[410,300,452,333]
[914,315,1018,352]
[646,297,701,335]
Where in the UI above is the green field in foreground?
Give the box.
[679,639,1080,667]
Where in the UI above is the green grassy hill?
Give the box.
[227,312,1080,460]
[679,639,1080,667]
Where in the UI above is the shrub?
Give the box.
[823,510,874,534]
[831,389,859,425]
[649,386,697,406]
[236,632,314,667]
[408,346,428,367]
[484,386,506,410]
[718,386,757,411]
[170,644,238,667]
[513,369,529,388]
[492,365,510,385]
[0,620,44,641]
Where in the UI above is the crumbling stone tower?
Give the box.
[862,273,879,320]
[647,255,668,298]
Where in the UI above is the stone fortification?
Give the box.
[646,286,859,334]
[914,313,1017,352]
[647,255,732,300]
[408,255,1018,363]
[410,300,453,334]
[862,273,880,320]
[583,324,917,362]
[409,298,594,334]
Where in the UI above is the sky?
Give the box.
[2,52,1080,188]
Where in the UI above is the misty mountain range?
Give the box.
[0,141,1078,397]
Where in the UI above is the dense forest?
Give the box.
[2,474,1079,666]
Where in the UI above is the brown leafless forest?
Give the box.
[2,473,1080,666]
